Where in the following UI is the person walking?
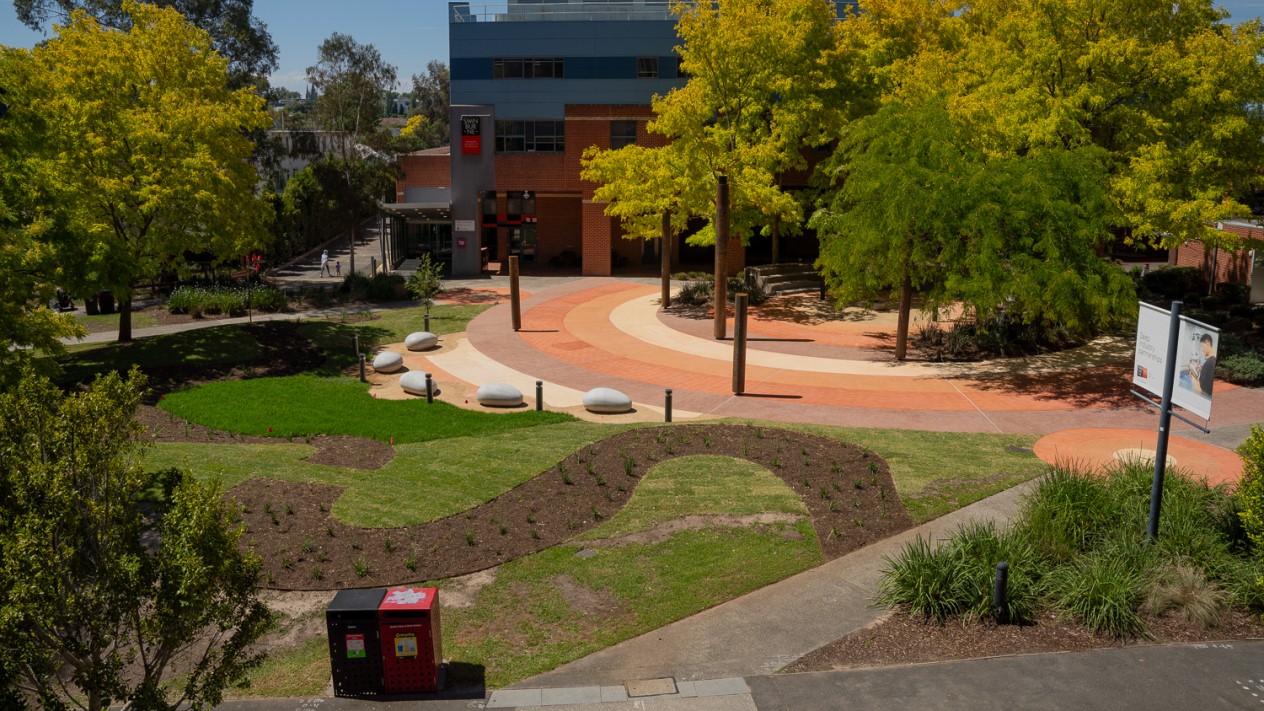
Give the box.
[335,260,341,277]
[320,249,331,277]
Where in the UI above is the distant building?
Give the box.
[387,1,702,277]
[267,130,353,191]
[1169,221,1264,303]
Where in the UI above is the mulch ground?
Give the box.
[224,424,912,590]
[784,608,1264,673]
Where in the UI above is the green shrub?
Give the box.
[167,284,288,317]
[1045,536,1156,639]
[1019,466,1115,561]
[875,536,968,623]
[1143,562,1227,629]
[670,273,769,307]
[1216,282,1251,306]
[1237,425,1264,604]
[945,521,1041,623]
[1142,266,1207,299]
[1219,352,1264,386]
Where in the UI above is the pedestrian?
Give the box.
[320,249,330,277]
[335,260,341,277]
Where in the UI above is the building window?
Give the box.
[637,57,659,79]
[496,120,565,153]
[675,55,688,79]
[493,57,564,79]
[611,120,637,149]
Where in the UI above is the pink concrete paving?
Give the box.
[1033,428,1244,488]
[416,278,1260,480]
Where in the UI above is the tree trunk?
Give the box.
[117,290,133,342]
[895,274,913,361]
[714,176,729,340]
[661,209,672,308]
[771,215,780,265]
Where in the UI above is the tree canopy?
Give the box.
[0,52,84,375]
[0,368,271,710]
[13,0,278,87]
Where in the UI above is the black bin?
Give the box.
[326,588,387,697]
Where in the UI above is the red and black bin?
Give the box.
[378,586,443,693]
[325,586,443,698]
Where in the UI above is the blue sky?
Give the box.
[3,0,1263,93]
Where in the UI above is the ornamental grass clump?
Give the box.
[167,284,288,317]
[877,458,1261,640]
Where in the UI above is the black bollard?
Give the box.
[993,561,1009,624]
[353,333,360,357]
[819,278,827,302]
[425,373,434,404]
[424,312,430,333]
[358,353,366,383]
[536,380,543,411]
[665,388,673,423]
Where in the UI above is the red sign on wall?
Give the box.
[460,115,481,155]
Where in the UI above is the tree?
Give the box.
[589,0,842,337]
[1238,424,1264,596]
[306,33,398,276]
[405,252,445,321]
[879,0,1264,250]
[409,59,450,149]
[13,0,278,87]
[0,49,85,378]
[0,368,272,710]
[812,100,1135,359]
[13,2,272,342]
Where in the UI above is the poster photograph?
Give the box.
[1132,303,1218,421]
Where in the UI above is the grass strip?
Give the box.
[159,375,574,444]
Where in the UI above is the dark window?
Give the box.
[496,120,564,153]
[675,55,688,79]
[611,120,637,149]
[493,57,562,79]
[637,57,659,79]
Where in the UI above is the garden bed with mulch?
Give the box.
[222,424,912,590]
[783,608,1264,673]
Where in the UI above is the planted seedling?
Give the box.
[384,538,395,553]
[355,559,369,578]
[465,532,476,546]
[405,552,417,571]
[311,568,324,581]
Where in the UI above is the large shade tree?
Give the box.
[879,0,1264,250]
[584,0,844,337]
[13,0,278,87]
[0,368,272,710]
[306,33,398,276]
[813,100,1136,360]
[0,52,84,377]
[13,1,272,342]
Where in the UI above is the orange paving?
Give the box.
[453,279,1253,485]
[1033,428,1243,488]
[520,283,1126,412]
[438,287,528,306]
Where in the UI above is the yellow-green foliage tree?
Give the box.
[0,52,85,376]
[886,0,1264,249]
[1239,424,1264,598]
[13,1,272,341]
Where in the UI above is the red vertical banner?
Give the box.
[460,115,481,155]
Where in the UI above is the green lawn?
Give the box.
[295,304,490,373]
[53,324,264,385]
[158,375,574,444]
[73,310,161,332]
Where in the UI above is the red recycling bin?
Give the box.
[378,586,442,693]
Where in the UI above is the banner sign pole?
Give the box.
[1147,301,1182,542]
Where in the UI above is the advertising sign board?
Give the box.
[460,115,481,155]
[1133,303,1219,420]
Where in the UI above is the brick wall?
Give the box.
[582,202,613,275]
[537,196,582,266]
[396,154,450,200]
[1170,225,1260,287]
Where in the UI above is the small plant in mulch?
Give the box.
[405,552,417,572]
[311,568,324,581]
[383,538,395,553]
[465,533,476,546]
[354,560,369,578]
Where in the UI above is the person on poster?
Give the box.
[1185,333,1217,397]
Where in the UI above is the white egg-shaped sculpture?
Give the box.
[476,382,524,408]
[400,371,437,397]
[405,331,439,351]
[582,387,632,414]
[372,351,404,373]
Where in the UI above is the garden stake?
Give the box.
[665,388,672,423]
[993,561,1009,624]
[358,353,366,383]
[536,380,543,411]
[425,373,434,403]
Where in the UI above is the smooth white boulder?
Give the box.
[405,331,439,351]
[476,382,523,407]
[400,371,435,396]
[372,351,404,373]
[583,387,632,414]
